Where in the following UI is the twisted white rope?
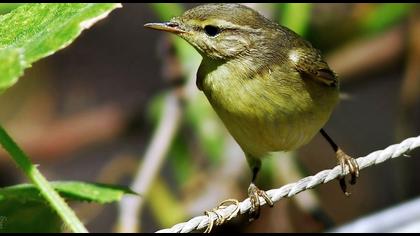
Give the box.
[156,135,420,233]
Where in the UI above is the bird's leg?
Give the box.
[320,128,359,196]
[248,166,274,221]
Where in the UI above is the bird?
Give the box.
[144,3,359,222]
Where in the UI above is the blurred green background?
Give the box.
[0,3,419,233]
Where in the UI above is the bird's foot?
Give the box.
[248,183,274,221]
[203,199,240,233]
[336,148,360,196]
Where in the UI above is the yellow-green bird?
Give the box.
[145,3,359,220]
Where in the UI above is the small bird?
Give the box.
[145,3,359,221]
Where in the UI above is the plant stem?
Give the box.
[0,125,88,233]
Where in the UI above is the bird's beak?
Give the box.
[144,22,187,34]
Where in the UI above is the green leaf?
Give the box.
[0,3,23,15]
[360,3,412,36]
[0,200,62,233]
[0,181,138,204]
[0,181,136,232]
[150,3,184,21]
[0,48,25,90]
[169,134,194,185]
[186,94,226,165]
[147,177,186,227]
[279,3,312,37]
[0,3,121,92]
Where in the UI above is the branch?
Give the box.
[117,93,183,232]
[156,135,420,233]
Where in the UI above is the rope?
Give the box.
[156,135,420,233]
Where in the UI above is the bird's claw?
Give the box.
[336,148,360,196]
[248,183,274,221]
[203,199,240,233]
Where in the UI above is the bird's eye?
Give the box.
[204,25,220,37]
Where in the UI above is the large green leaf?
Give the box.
[0,3,121,92]
[0,200,62,233]
[0,181,136,232]
[0,48,24,89]
[0,181,137,204]
[0,3,23,15]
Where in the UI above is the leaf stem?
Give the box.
[0,125,88,233]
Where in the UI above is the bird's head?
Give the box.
[145,4,275,61]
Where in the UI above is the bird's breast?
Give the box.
[199,60,338,157]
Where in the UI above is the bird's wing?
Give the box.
[289,48,338,87]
